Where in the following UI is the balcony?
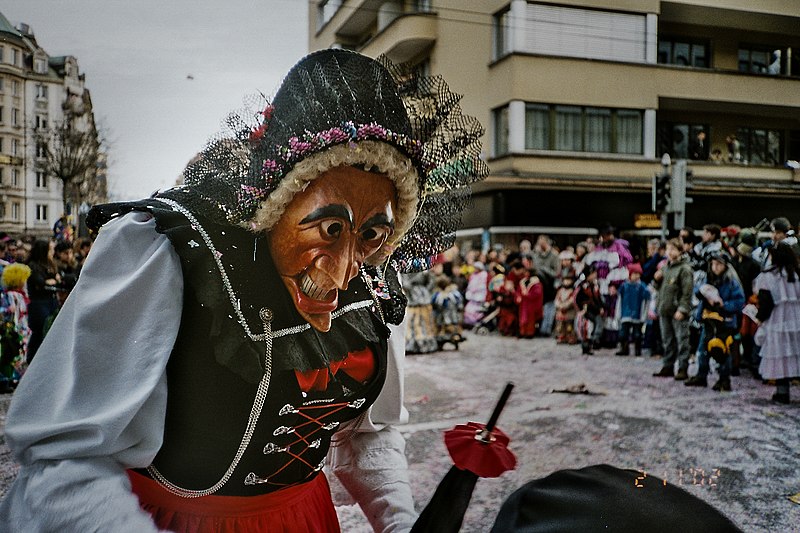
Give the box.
[488,55,800,115]
[359,12,437,63]
[480,152,800,198]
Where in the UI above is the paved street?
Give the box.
[338,332,800,532]
[2,333,799,532]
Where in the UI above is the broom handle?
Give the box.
[485,382,514,432]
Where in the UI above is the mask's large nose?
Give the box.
[315,235,361,291]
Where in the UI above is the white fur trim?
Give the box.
[248,141,419,262]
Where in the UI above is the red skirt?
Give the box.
[128,470,340,532]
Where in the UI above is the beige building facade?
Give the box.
[0,13,104,237]
[309,1,800,242]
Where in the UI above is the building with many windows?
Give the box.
[309,0,800,242]
[0,12,104,237]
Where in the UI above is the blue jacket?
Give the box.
[693,270,745,330]
[616,280,650,322]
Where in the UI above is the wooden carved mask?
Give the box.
[268,165,397,332]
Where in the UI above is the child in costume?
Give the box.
[614,263,650,356]
[431,274,465,349]
[0,263,31,392]
[554,274,578,344]
[0,50,487,532]
[515,267,543,339]
[752,242,800,403]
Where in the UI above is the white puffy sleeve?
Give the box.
[0,212,183,532]
[328,310,418,532]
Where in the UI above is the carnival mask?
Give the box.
[268,165,397,332]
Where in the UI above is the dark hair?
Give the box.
[28,239,50,264]
[680,227,696,245]
[55,241,72,254]
[703,224,722,240]
[769,242,800,282]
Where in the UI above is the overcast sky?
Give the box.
[3,0,308,200]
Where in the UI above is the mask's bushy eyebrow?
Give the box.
[299,204,352,225]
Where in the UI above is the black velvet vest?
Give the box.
[90,197,389,496]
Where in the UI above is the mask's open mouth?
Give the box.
[300,272,334,301]
[290,271,338,315]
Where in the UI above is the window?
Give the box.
[12,138,19,156]
[0,46,4,62]
[35,58,48,74]
[493,106,509,156]
[36,84,48,99]
[11,168,19,187]
[0,106,3,123]
[36,204,49,222]
[413,0,431,11]
[525,104,550,150]
[11,108,19,126]
[36,142,47,158]
[10,49,18,67]
[555,106,583,151]
[35,115,48,129]
[316,0,342,30]
[36,171,48,188]
[521,3,647,63]
[12,80,19,96]
[12,202,20,221]
[493,8,511,59]
[737,127,782,166]
[656,122,709,160]
[0,77,4,91]
[658,38,709,67]
[526,104,643,154]
[738,45,799,76]
[789,130,800,162]
[0,137,3,153]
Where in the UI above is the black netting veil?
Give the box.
[169,49,488,272]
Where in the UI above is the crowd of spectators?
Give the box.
[0,226,93,393]
[403,216,800,405]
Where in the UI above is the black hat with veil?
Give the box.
[166,49,488,272]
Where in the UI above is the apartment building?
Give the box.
[0,12,104,236]
[309,1,800,241]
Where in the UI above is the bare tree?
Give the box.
[32,113,103,215]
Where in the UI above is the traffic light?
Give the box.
[652,171,671,212]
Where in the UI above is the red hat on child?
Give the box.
[627,263,643,275]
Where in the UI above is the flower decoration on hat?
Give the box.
[167,49,488,272]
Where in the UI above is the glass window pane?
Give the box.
[766,130,781,165]
[674,42,690,66]
[555,106,582,151]
[750,129,766,165]
[751,50,768,73]
[584,108,611,152]
[494,107,509,155]
[657,41,671,64]
[738,49,750,72]
[525,104,550,150]
[672,125,689,159]
[616,110,642,154]
[691,44,707,68]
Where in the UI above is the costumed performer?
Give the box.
[0,49,487,532]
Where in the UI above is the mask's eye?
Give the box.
[361,226,391,246]
[320,220,343,239]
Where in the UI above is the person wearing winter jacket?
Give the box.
[614,263,650,356]
[685,252,745,391]
[652,239,694,380]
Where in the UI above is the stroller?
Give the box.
[473,300,500,335]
